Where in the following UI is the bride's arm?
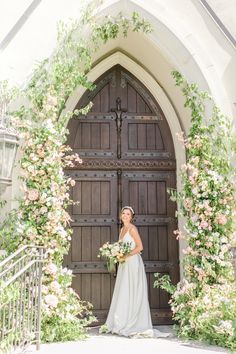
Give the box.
[118,227,123,241]
[128,226,143,256]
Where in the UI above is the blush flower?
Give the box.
[51,281,62,294]
[216,214,227,225]
[45,263,57,276]
[199,220,208,229]
[44,294,59,308]
[27,189,39,201]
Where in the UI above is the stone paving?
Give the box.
[28,326,232,354]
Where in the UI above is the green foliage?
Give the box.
[41,315,92,343]
[153,273,176,295]
[155,71,236,351]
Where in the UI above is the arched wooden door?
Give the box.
[64,65,179,325]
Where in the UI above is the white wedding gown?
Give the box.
[105,232,170,338]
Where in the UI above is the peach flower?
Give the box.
[216,215,227,225]
[199,220,208,229]
[27,189,39,201]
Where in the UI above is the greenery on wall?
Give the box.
[0,2,152,343]
[154,71,236,351]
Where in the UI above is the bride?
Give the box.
[104,206,170,338]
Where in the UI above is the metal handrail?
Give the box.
[0,245,45,353]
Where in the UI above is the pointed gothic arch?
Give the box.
[64,63,180,325]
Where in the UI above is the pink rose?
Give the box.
[27,189,39,201]
[217,215,227,225]
[29,233,36,240]
[199,220,208,229]
[44,294,58,308]
[195,240,201,246]
[51,281,62,294]
[39,206,48,214]
[45,263,57,276]
[191,214,198,222]
[206,242,213,248]
[184,198,193,209]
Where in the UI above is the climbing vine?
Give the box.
[154,71,236,351]
[0,2,152,342]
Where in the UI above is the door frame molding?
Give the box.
[63,51,186,279]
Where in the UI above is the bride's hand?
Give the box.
[117,255,125,263]
[117,254,130,263]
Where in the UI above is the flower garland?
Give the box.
[7,3,152,342]
[154,71,236,351]
[172,71,236,285]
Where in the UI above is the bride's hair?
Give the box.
[120,206,135,222]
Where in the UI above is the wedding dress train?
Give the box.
[105,232,170,338]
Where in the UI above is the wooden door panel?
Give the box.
[68,115,117,159]
[123,171,176,217]
[122,116,170,159]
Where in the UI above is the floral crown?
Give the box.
[121,206,135,215]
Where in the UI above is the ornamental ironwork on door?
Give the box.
[64,65,179,325]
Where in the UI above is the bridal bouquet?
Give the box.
[98,240,132,273]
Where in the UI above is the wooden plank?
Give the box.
[137,124,147,150]
[73,123,82,149]
[147,181,157,215]
[91,182,101,214]
[148,273,160,308]
[72,274,81,296]
[91,93,100,112]
[101,274,111,309]
[81,274,92,302]
[91,226,101,261]
[129,181,138,214]
[158,226,168,261]
[146,123,156,150]
[136,93,146,113]
[81,181,92,214]
[100,84,109,112]
[91,123,101,149]
[71,227,82,262]
[101,123,110,149]
[139,226,148,261]
[100,226,111,245]
[149,226,158,261]
[72,180,81,215]
[128,123,138,149]
[138,181,148,214]
[91,274,101,309]
[127,84,136,112]
[109,73,116,111]
[160,283,170,309]
[81,227,91,261]
[157,181,167,215]
[155,124,164,149]
[100,182,110,215]
[81,122,91,149]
